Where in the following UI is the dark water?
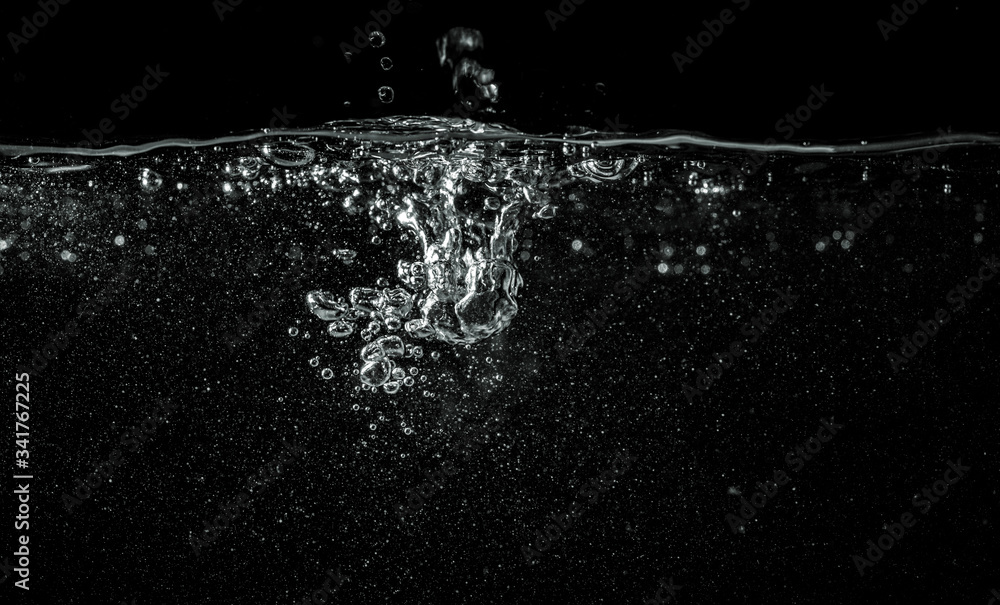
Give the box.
[1,122,998,604]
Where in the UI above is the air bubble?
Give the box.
[309,357,320,367]
[378,86,394,104]
[381,57,393,70]
[139,169,163,192]
[370,30,386,47]
[289,327,299,336]
[322,368,334,379]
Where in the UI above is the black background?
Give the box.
[2,2,1000,605]
[0,0,994,141]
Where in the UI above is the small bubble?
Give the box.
[370,30,386,48]
[380,57,393,70]
[404,427,413,435]
[138,220,148,230]
[700,264,711,274]
[309,357,320,367]
[673,264,684,274]
[431,351,440,361]
[815,241,827,252]
[370,423,377,431]
[403,376,414,386]
[378,86,394,104]
[384,381,401,394]
[322,368,334,379]
[974,232,984,244]
[289,327,299,336]
[409,367,418,375]
[392,367,406,380]
[144,245,156,255]
[657,262,670,274]
[140,168,163,192]
[571,239,583,251]
[696,245,707,256]
[114,235,125,246]
[372,236,382,245]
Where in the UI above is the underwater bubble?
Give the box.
[391,367,406,380]
[431,351,441,361]
[385,316,402,331]
[533,205,557,219]
[403,376,414,387]
[321,368,334,379]
[361,358,394,388]
[309,357,320,367]
[381,57,393,70]
[307,290,351,321]
[370,30,386,47]
[327,320,355,338]
[140,168,163,192]
[114,235,125,246]
[260,143,316,167]
[288,327,299,337]
[383,381,401,394]
[409,366,418,376]
[378,86,394,104]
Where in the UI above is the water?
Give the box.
[2,120,998,603]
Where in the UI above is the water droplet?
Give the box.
[370,30,386,48]
[380,57,393,70]
[378,86,394,104]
